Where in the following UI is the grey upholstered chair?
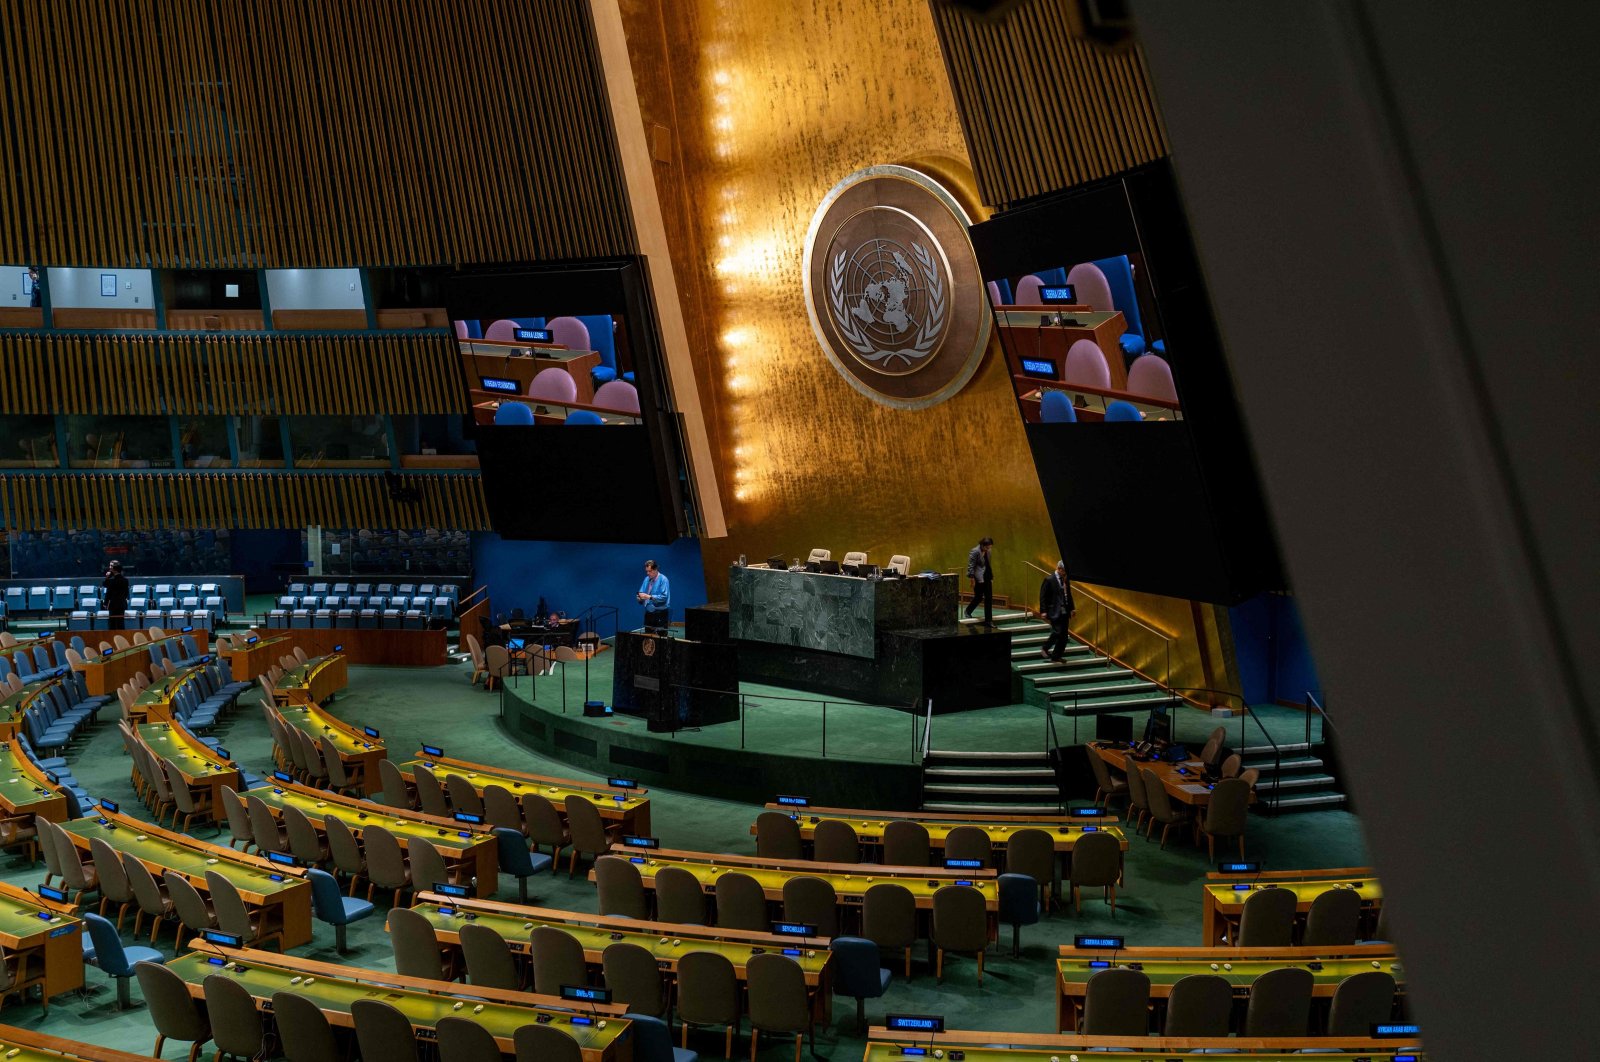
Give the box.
[123,852,173,944]
[283,804,330,866]
[714,871,769,932]
[163,870,217,951]
[942,826,991,867]
[754,811,802,860]
[1080,966,1151,1034]
[361,824,413,903]
[445,773,484,817]
[461,921,521,990]
[1005,828,1056,910]
[208,870,283,950]
[1197,778,1252,860]
[437,1015,503,1062]
[595,855,649,919]
[524,792,571,860]
[1303,886,1362,946]
[1163,973,1233,1035]
[1123,760,1150,830]
[412,763,451,817]
[1243,965,1313,1036]
[564,794,617,877]
[271,991,342,1062]
[812,819,860,864]
[1237,885,1298,946]
[352,998,422,1062]
[530,925,589,996]
[931,884,988,984]
[136,960,212,1060]
[863,883,918,978]
[514,1023,582,1062]
[881,820,930,866]
[676,950,741,1057]
[325,815,367,896]
[389,905,453,980]
[1140,766,1192,849]
[655,865,707,925]
[1327,970,1397,1035]
[204,973,269,1061]
[781,875,839,938]
[1085,744,1128,807]
[747,952,815,1061]
[1068,830,1122,915]
[602,941,668,1017]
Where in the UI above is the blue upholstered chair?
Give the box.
[307,868,376,953]
[564,410,604,425]
[493,401,535,426]
[1040,391,1077,424]
[1104,400,1143,422]
[998,873,1041,957]
[494,826,554,903]
[83,911,164,1009]
[830,936,891,1032]
[627,1012,698,1062]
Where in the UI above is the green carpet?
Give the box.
[0,659,1370,1057]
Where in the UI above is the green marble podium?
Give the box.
[726,566,958,659]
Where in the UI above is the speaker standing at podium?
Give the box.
[637,559,671,634]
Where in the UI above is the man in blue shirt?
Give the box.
[637,559,671,634]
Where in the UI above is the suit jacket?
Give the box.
[1039,573,1074,619]
[967,546,991,582]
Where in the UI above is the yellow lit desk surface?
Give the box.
[0,1024,158,1062]
[136,721,242,805]
[274,654,349,705]
[1055,944,1404,1032]
[169,946,630,1061]
[758,804,1123,852]
[411,892,834,984]
[863,1028,1422,1061]
[275,701,386,795]
[397,752,651,833]
[1202,867,1383,945]
[58,811,312,948]
[0,739,68,820]
[598,846,998,910]
[0,880,84,999]
[131,665,207,724]
[247,780,498,895]
[1090,742,1254,808]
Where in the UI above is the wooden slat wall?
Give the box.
[0,472,491,531]
[929,0,1170,209]
[0,331,465,415]
[0,0,635,267]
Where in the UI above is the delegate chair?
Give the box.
[1141,766,1192,849]
[496,826,553,903]
[1243,966,1313,1036]
[565,794,619,876]
[1237,885,1299,946]
[1163,973,1233,1036]
[811,819,859,864]
[1080,966,1151,1035]
[136,960,213,1060]
[461,922,521,990]
[782,876,839,939]
[755,812,803,860]
[1124,761,1150,831]
[1068,830,1123,915]
[677,951,741,1058]
[568,410,606,425]
[831,936,891,1033]
[83,912,163,1010]
[485,319,523,342]
[1063,339,1111,390]
[272,990,341,1062]
[1013,274,1046,304]
[204,973,270,1062]
[943,826,990,867]
[603,941,668,1018]
[494,402,535,425]
[525,793,571,862]
[1303,886,1363,946]
[1086,745,1128,807]
[528,366,579,404]
[208,870,284,951]
[1328,971,1397,1035]
[438,1015,503,1061]
[1126,354,1178,404]
[862,883,917,978]
[307,867,375,953]
[714,871,769,933]
[593,380,641,414]
[516,1024,583,1062]
[747,953,815,1062]
[530,925,588,997]
[881,820,930,867]
[596,856,650,920]
[998,873,1040,957]
[656,866,708,925]
[1104,399,1143,422]
[1040,390,1078,423]
[352,999,422,1062]
[390,906,454,981]
[1196,778,1252,859]
[931,885,988,984]
[627,1012,698,1062]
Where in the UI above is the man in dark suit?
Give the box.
[1038,559,1075,660]
[101,559,130,631]
[965,536,994,625]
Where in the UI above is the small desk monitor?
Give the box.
[818,560,841,575]
[1039,284,1077,304]
[1020,358,1058,380]
[766,555,786,570]
[514,327,554,343]
[480,376,520,394]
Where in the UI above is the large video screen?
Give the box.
[444,259,688,543]
[970,162,1282,604]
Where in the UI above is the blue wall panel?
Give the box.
[1229,593,1321,706]
[471,533,706,632]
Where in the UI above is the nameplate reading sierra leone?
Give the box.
[803,165,991,409]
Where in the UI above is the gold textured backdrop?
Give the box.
[618,0,1056,608]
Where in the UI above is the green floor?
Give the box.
[0,659,1369,1057]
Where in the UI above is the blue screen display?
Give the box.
[1039,284,1077,303]
[202,931,242,946]
[885,1015,944,1033]
[1373,1024,1421,1037]
[622,836,659,848]
[1219,861,1260,873]
[363,726,380,739]
[515,328,554,343]
[943,859,983,870]
[1074,935,1124,949]
[267,852,296,866]
[272,771,293,783]
[481,377,520,394]
[561,985,612,1002]
[1020,358,1057,379]
[771,922,816,936]
[99,800,119,813]
[434,883,470,897]
[776,795,808,806]
[1069,808,1101,817]
[421,745,443,757]
[608,777,636,790]
[454,812,482,824]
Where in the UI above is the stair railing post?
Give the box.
[821,699,827,758]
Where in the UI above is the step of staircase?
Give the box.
[1015,655,1119,676]
[926,749,1048,762]
[1240,741,1312,756]
[922,801,1066,815]
[924,766,1056,780]
[1272,792,1348,811]
[921,750,1061,813]
[923,782,1060,798]
[1256,772,1338,791]
[1045,689,1175,712]
[1010,640,1095,658]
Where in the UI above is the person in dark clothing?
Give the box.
[965,536,995,626]
[1038,559,1076,661]
[27,266,41,308]
[101,559,130,630]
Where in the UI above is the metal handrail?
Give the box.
[1024,561,1174,688]
[921,697,935,761]
[1166,687,1282,812]
[1305,691,1333,747]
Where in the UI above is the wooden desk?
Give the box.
[471,395,641,427]
[246,780,498,896]
[243,628,447,667]
[69,641,152,697]
[275,702,386,795]
[169,945,631,1061]
[274,654,348,705]
[459,338,602,403]
[1202,867,1384,946]
[0,739,68,825]
[136,721,243,809]
[994,309,1129,388]
[218,635,292,682]
[58,812,312,949]
[396,753,651,835]
[758,804,1120,854]
[130,664,210,725]
[1014,375,1182,424]
[1055,943,1404,1033]
[863,1028,1423,1061]
[0,880,84,1002]
[412,891,833,1020]
[595,845,999,913]
[0,1024,157,1062]
[0,678,62,741]
[1091,742,1252,809]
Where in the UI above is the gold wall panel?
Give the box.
[0,472,490,532]
[0,332,465,416]
[618,0,1058,608]
[0,0,634,267]
[930,0,1170,208]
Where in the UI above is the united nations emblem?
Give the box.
[642,638,656,656]
[804,165,991,409]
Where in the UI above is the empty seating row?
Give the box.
[20,672,112,755]
[266,608,431,630]
[287,581,457,598]
[275,594,451,618]
[3,580,227,615]
[68,609,217,631]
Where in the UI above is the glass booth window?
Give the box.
[0,415,58,468]
[236,416,285,467]
[287,416,390,467]
[64,416,174,469]
[178,417,231,468]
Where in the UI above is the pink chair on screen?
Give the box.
[986,281,1006,307]
[453,320,470,340]
[1063,340,1111,390]
[1126,354,1178,404]
[485,319,522,342]
[527,367,578,404]
[1014,275,1046,305]
[546,316,591,350]
[592,380,640,415]
[1066,262,1115,313]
